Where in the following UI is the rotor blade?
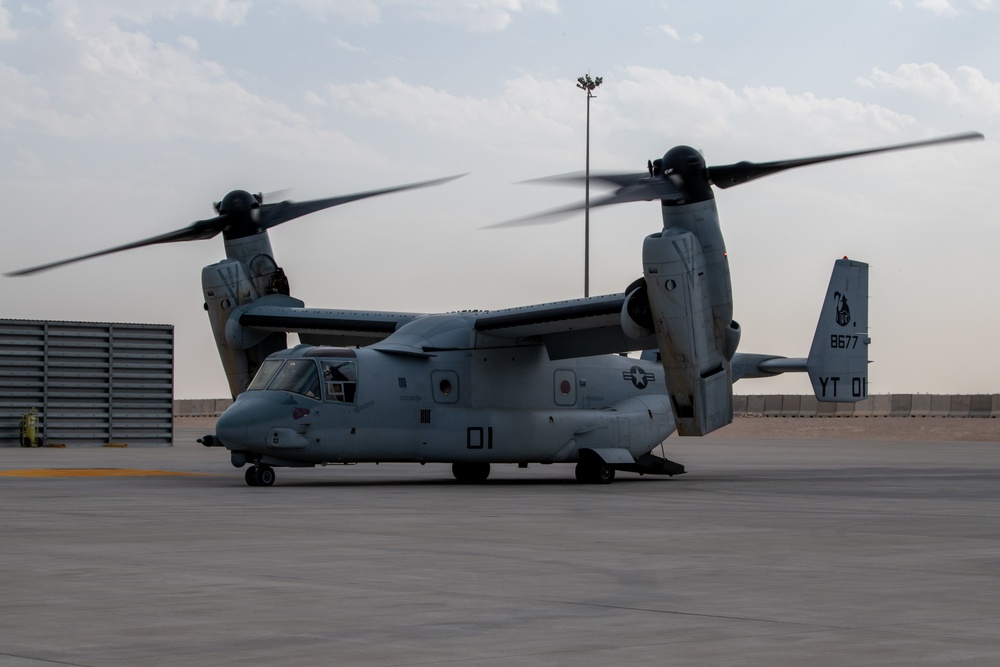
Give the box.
[5,215,228,277]
[486,177,682,229]
[521,171,651,189]
[260,188,292,204]
[484,193,625,229]
[259,174,466,230]
[8,175,465,277]
[708,131,984,189]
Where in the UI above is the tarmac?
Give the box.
[1,418,999,666]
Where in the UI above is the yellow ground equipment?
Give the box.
[19,408,40,447]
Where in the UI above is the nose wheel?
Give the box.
[244,464,276,487]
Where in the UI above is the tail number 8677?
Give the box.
[830,334,859,349]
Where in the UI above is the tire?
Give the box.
[452,462,490,483]
[575,460,615,484]
[595,464,615,484]
[256,465,276,487]
[245,467,258,486]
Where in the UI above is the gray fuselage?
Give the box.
[216,343,676,468]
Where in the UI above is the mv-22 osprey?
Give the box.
[10,132,983,486]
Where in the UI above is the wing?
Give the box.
[233,298,427,348]
[474,292,656,359]
[233,292,652,359]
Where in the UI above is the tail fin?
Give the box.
[731,258,870,403]
[806,258,870,402]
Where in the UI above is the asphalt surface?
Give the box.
[1,421,999,666]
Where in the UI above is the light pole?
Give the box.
[576,73,602,298]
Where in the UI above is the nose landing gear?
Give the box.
[244,464,276,487]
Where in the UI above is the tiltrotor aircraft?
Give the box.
[9,132,983,486]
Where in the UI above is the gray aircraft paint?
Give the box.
[8,133,979,484]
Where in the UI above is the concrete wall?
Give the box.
[729,394,999,418]
[174,395,1000,419]
[174,398,234,417]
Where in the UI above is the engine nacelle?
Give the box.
[725,319,741,361]
[642,227,733,436]
[203,258,291,398]
[620,278,655,341]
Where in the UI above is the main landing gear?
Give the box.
[245,464,275,487]
[452,462,491,483]
[575,460,615,484]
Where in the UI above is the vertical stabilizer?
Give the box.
[806,258,870,402]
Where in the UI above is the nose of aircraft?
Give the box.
[216,400,249,449]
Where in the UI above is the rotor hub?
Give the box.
[218,190,262,239]
[661,146,713,204]
[218,190,259,216]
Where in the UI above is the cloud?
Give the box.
[917,0,959,15]
[863,63,1000,114]
[334,38,368,52]
[0,11,384,166]
[318,65,926,176]
[281,0,381,24]
[612,66,917,151]
[325,74,586,162]
[0,1,14,41]
[400,0,559,31]
[282,0,558,31]
[896,0,997,13]
[658,24,679,39]
[740,86,917,143]
[177,34,199,51]
[47,0,251,29]
[655,24,702,42]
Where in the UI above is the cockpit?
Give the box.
[246,347,358,403]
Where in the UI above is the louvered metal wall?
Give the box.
[0,320,174,446]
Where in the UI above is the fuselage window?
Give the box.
[322,360,358,403]
[267,359,321,400]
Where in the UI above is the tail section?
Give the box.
[806,258,870,401]
[731,258,870,402]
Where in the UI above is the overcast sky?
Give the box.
[1,0,997,399]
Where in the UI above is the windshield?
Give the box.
[247,358,321,400]
[247,359,283,391]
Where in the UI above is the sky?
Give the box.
[1,0,997,399]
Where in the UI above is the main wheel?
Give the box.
[575,461,615,484]
[256,465,276,487]
[244,467,258,486]
[452,462,490,483]
[595,463,615,484]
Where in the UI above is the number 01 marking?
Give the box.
[467,427,494,449]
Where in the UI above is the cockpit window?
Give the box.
[269,359,321,399]
[247,359,283,391]
[247,359,321,399]
[246,357,355,402]
[322,360,358,403]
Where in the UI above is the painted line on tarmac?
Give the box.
[0,469,218,478]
